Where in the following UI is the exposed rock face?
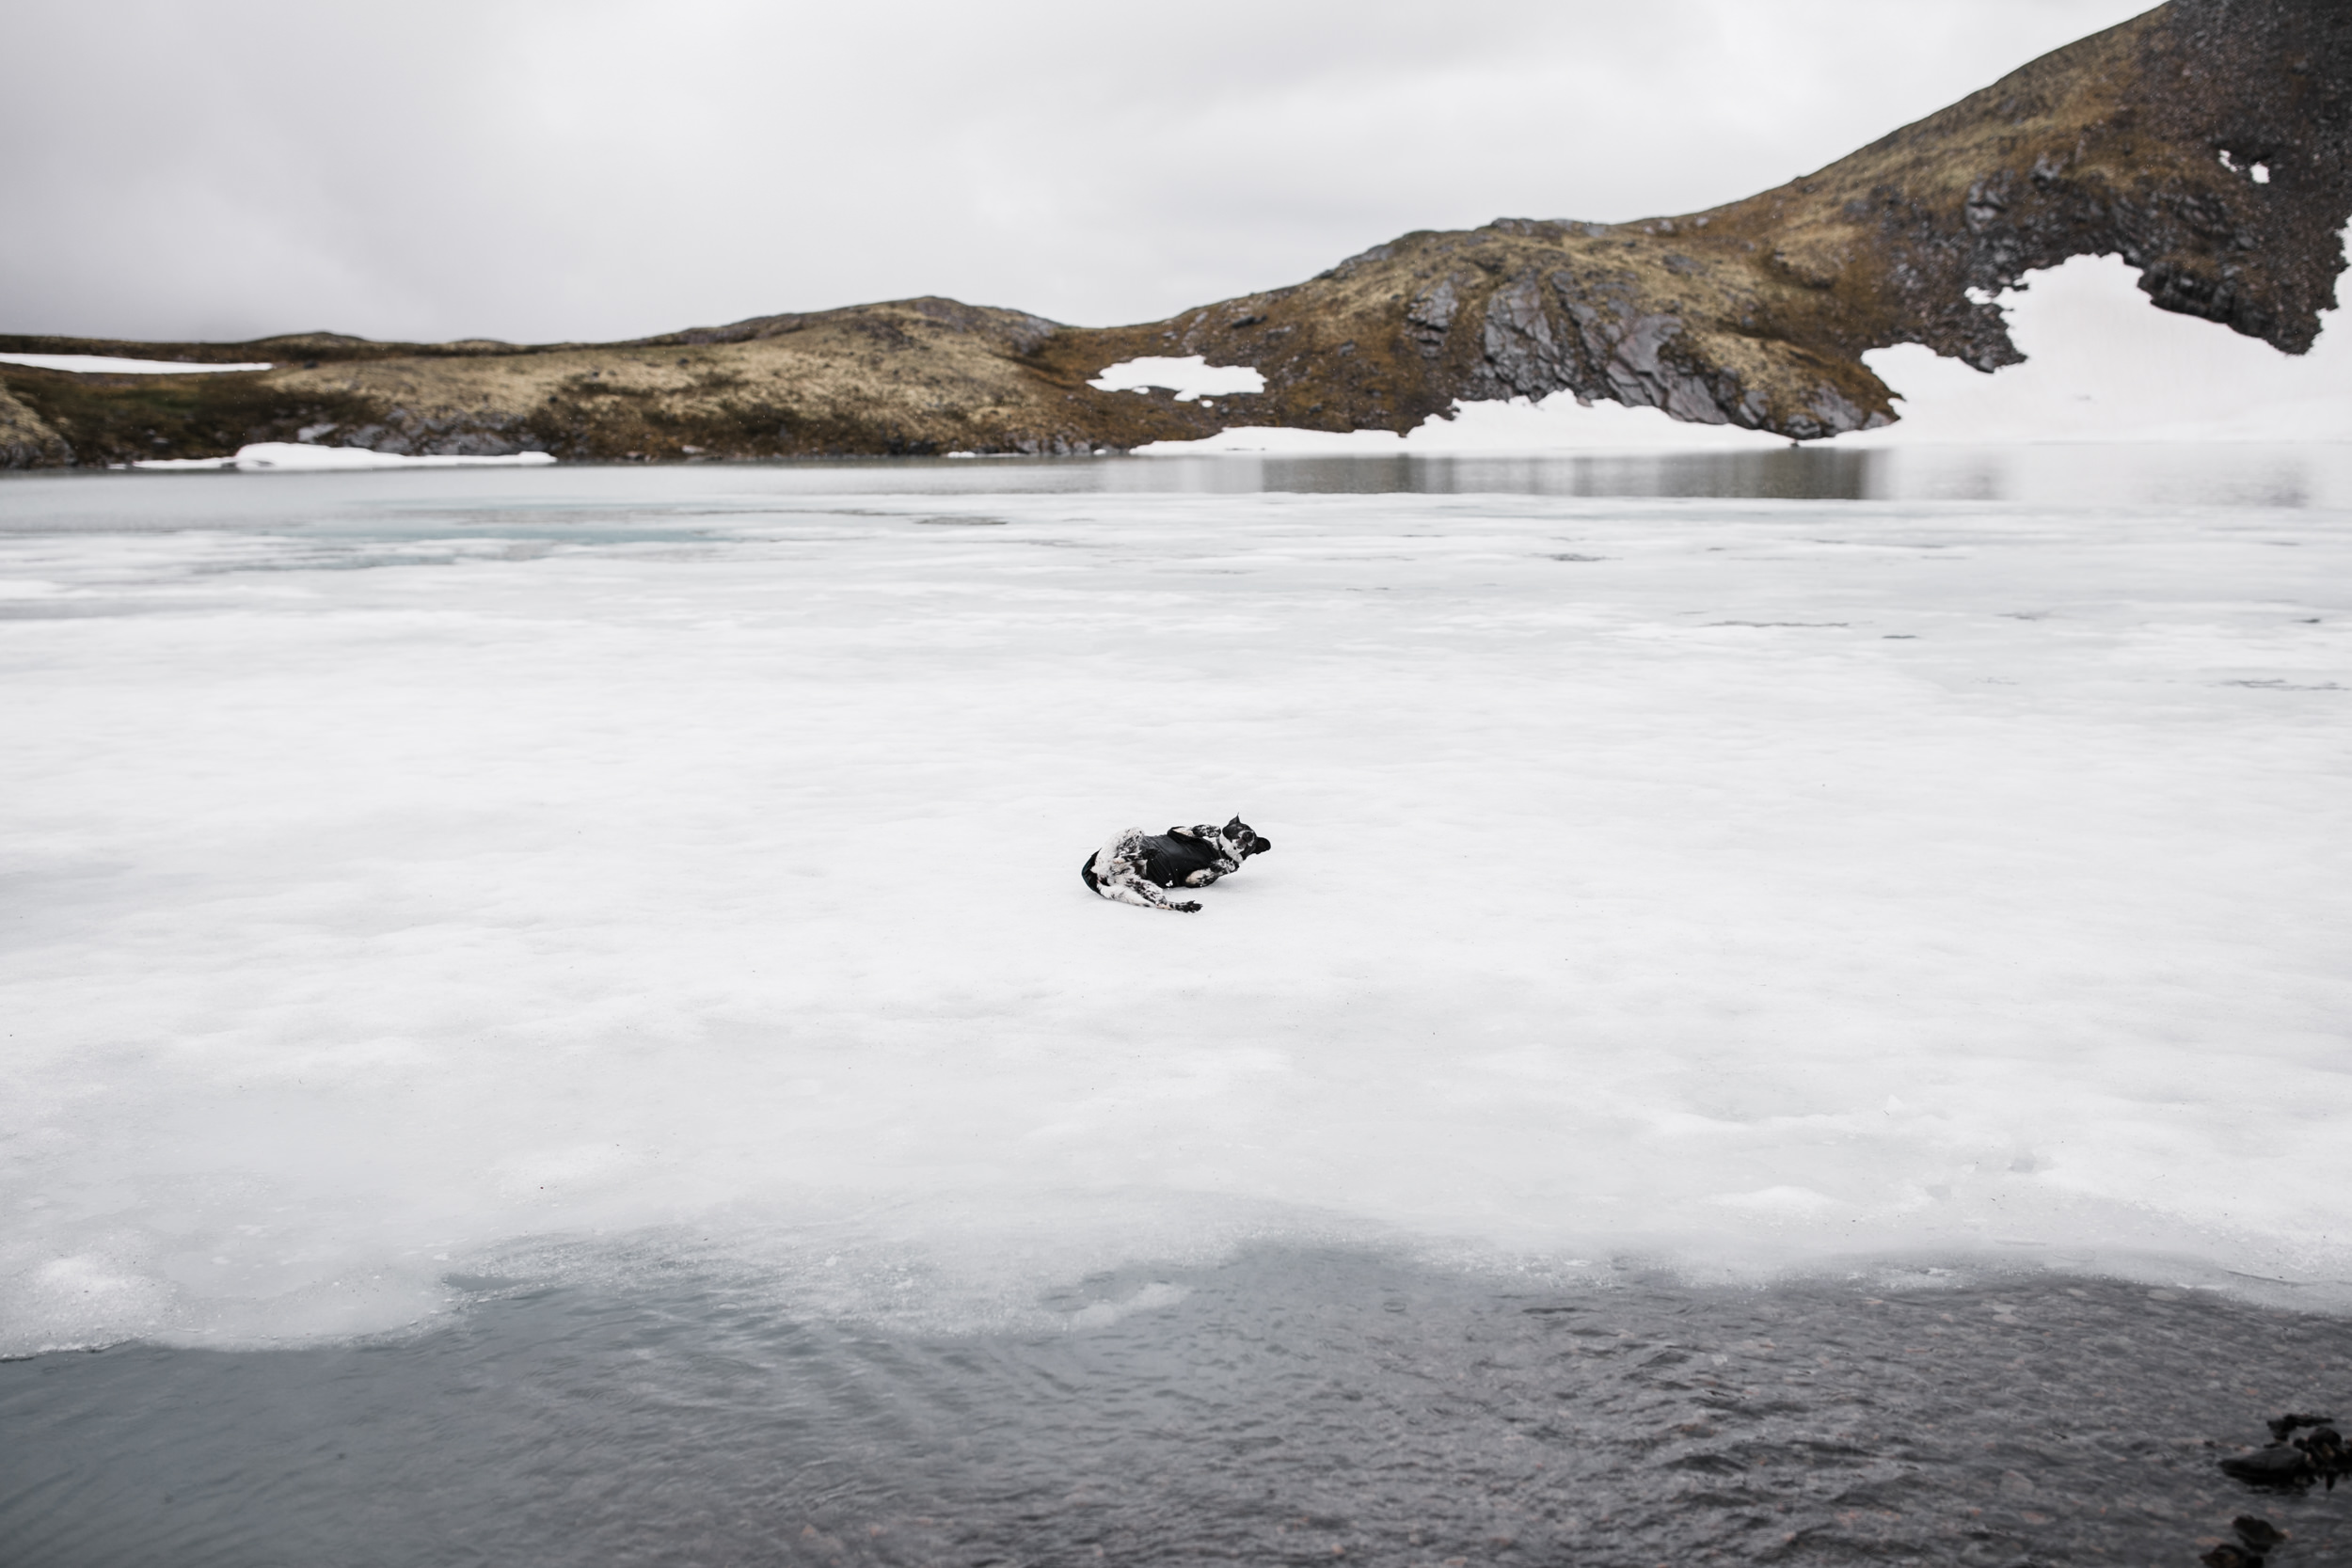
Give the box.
[3,0,2344,466]
[0,383,72,467]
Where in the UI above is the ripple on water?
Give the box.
[2,1248,2346,1568]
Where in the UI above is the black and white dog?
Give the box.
[1081,817,1273,912]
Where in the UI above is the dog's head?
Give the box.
[1223,816,1273,859]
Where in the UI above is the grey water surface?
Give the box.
[4,1250,2348,1568]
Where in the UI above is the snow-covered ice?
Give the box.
[0,352,273,374]
[1090,356,1268,402]
[1,461,2348,1351]
[132,442,557,472]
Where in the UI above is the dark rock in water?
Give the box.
[2223,1445,2317,1488]
[2219,1415,2349,1492]
[2233,1515,2288,1551]
[2306,1426,2349,1489]
[2201,1513,2289,1568]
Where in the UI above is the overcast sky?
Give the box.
[6,0,2155,344]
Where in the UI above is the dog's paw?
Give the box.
[1176,900,1202,913]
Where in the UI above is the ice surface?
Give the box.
[131,442,558,472]
[1142,230,2351,455]
[0,352,273,374]
[1,467,2348,1350]
[1090,356,1268,401]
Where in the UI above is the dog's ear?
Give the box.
[1224,816,1246,834]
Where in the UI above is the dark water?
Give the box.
[5,1248,2346,1568]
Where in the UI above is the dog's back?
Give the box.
[1078,831,1219,892]
[1082,818,1272,911]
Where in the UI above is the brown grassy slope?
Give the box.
[0,300,1213,466]
[3,0,2344,466]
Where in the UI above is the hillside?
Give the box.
[4,0,2344,468]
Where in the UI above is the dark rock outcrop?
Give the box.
[0,383,73,467]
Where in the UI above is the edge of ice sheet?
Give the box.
[132,442,557,472]
[11,1194,2347,1355]
[0,351,273,374]
[1135,396,1793,456]
[1139,230,2351,456]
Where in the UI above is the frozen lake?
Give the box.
[4,449,2350,1563]
[4,449,2351,1353]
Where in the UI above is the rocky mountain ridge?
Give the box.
[4,0,2344,468]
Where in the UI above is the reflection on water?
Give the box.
[5,1248,2346,1568]
[1162,448,1876,499]
[0,443,2344,535]
[1144,445,2335,508]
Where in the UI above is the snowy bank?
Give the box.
[1136,395,1791,457]
[1846,248,2352,445]
[1090,355,1266,403]
[132,442,556,472]
[0,352,273,374]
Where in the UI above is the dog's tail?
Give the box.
[1079,850,1100,892]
